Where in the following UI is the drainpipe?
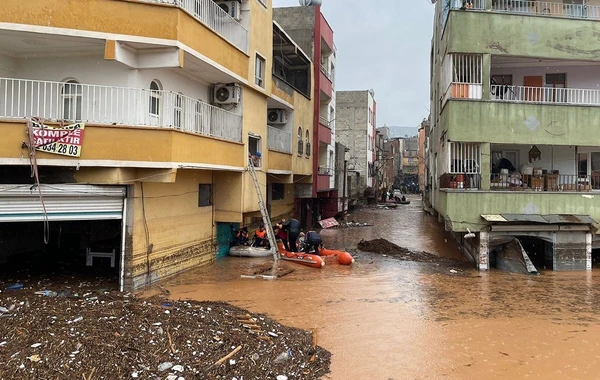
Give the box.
[119,188,128,292]
[342,159,348,218]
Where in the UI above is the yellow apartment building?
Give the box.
[0,0,314,290]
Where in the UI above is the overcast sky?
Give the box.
[272,0,434,128]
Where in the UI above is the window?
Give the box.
[491,150,518,173]
[198,184,212,207]
[174,93,183,129]
[249,136,262,167]
[546,73,567,87]
[297,127,303,156]
[450,142,481,174]
[61,80,82,121]
[305,130,311,157]
[271,183,285,201]
[149,80,161,116]
[254,54,265,87]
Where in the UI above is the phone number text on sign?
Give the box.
[32,122,85,157]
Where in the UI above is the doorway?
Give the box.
[524,76,543,101]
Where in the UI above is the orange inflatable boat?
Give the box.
[319,247,355,265]
[277,241,324,268]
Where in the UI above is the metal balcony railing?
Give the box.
[139,0,249,53]
[267,126,292,154]
[320,65,333,82]
[318,166,333,176]
[491,85,600,106]
[492,0,600,20]
[319,116,330,127]
[490,173,600,191]
[447,0,600,21]
[0,77,243,142]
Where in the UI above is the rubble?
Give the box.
[0,281,331,379]
[357,238,461,264]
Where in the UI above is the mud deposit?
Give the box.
[0,288,330,379]
[357,238,460,264]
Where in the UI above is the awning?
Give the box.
[481,214,597,225]
[0,184,126,222]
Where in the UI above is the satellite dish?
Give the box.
[299,0,322,6]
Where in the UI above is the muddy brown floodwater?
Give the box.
[156,196,600,380]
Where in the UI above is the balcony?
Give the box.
[318,166,333,176]
[267,126,292,154]
[446,0,600,21]
[0,77,242,142]
[318,117,332,145]
[489,173,600,191]
[139,0,249,53]
[491,85,600,106]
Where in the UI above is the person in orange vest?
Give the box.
[252,224,268,248]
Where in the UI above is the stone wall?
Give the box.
[336,91,370,197]
[273,7,316,61]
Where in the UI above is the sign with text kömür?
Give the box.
[32,121,85,157]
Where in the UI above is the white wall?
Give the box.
[491,144,576,175]
[491,64,600,89]
[0,55,16,77]
[14,55,210,101]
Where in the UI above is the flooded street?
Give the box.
[159,197,600,379]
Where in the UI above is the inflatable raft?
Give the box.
[277,241,324,268]
[319,247,355,265]
[229,245,272,257]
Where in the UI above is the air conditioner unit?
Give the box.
[213,83,240,105]
[215,1,242,21]
[267,109,288,125]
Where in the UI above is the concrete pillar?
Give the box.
[479,231,489,271]
[480,143,490,190]
[482,54,492,101]
[586,232,592,270]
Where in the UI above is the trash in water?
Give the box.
[6,284,23,290]
[158,362,174,372]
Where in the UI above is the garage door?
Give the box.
[0,184,126,222]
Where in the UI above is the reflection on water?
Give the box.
[159,196,600,380]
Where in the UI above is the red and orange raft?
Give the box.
[276,241,354,268]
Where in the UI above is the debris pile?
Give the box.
[357,238,458,264]
[0,285,331,379]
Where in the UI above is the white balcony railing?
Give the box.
[0,78,242,142]
[492,0,600,20]
[491,85,600,106]
[267,126,292,154]
[140,0,249,53]
[447,0,600,21]
[319,116,330,127]
[320,65,333,82]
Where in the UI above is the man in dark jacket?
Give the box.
[304,230,322,254]
[281,218,301,252]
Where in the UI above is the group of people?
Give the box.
[233,218,323,254]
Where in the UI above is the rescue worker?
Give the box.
[275,223,289,251]
[253,224,268,248]
[281,218,301,252]
[304,230,323,254]
[236,227,249,245]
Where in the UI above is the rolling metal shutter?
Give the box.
[0,184,125,222]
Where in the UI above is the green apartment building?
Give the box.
[428,0,600,271]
